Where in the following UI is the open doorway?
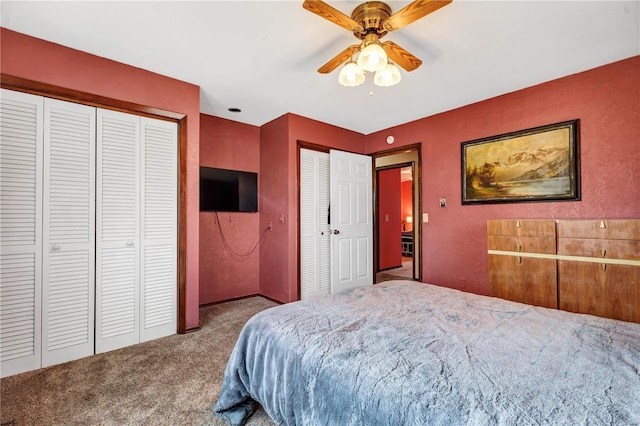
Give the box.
[376,165,414,282]
[372,145,421,283]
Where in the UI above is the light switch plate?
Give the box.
[423,213,429,223]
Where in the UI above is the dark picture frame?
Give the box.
[461,120,580,204]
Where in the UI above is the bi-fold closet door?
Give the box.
[299,148,331,300]
[1,90,46,377]
[42,95,97,368]
[95,109,177,353]
[1,90,95,375]
[0,89,177,378]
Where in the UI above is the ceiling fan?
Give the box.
[303,0,452,87]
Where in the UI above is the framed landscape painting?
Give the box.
[461,120,580,204]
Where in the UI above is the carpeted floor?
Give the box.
[0,297,279,426]
[377,257,414,282]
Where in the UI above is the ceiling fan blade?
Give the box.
[317,44,361,74]
[384,0,452,31]
[382,41,422,72]
[303,0,362,33]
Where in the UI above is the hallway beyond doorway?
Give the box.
[376,256,413,283]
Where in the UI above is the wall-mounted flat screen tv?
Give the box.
[200,166,258,212]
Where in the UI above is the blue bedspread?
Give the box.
[214,281,640,425]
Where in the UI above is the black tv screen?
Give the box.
[200,167,258,212]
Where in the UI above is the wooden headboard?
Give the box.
[488,219,640,324]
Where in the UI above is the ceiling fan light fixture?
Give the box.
[357,36,388,72]
[338,61,365,87]
[374,62,401,87]
[304,0,450,88]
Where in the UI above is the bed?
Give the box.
[214,281,640,425]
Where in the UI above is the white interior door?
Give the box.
[330,149,373,293]
[96,109,140,353]
[42,98,96,367]
[0,89,44,377]
[300,148,331,299]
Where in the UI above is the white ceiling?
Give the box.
[2,1,638,135]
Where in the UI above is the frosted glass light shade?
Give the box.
[338,62,365,87]
[374,62,401,87]
[357,42,388,72]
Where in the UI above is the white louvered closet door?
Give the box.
[41,98,96,367]
[0,89,44,378]
[140,118,177,342]
[299,148,331,300]
[95,109,140,353]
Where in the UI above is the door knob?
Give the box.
[333,230,340,235]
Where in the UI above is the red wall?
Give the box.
[401,180,413,232]
[257,115,292,303]
[1,28,202,330]
[199,115,261,304]
[378,168,402,270]
[259,113,365,302]
[7,28,636,310]
[365,56,640,296]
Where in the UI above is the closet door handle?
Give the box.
[51,244,61,251]
[126,241,135,247]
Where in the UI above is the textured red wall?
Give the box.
[378,169,402,270]
[365,56,640,296]
[199,115,260,304]
[1,29,202,329]
[258,115,292,303]
[401,180,413,232]
[259,113,365,302]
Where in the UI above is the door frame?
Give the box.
[297,141,376,298]
[371,143,422,282]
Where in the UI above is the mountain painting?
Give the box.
[462,120,579,204]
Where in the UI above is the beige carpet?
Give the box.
[377,257,414,282]
[1,297,278,426]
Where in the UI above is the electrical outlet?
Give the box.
[268,222,273,230]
